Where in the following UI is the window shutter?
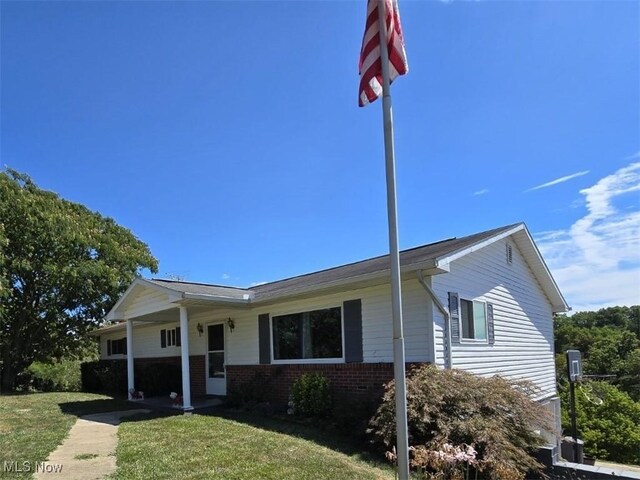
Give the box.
[160,329,166,348]
[448,292,460,343]
[122,338,127,355]
[487,303,495,345]
[107,339,112,356]
[258,314,271,364]
[176,327,181,347]
[343,299,363,363]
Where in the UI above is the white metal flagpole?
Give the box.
[376,1,410,478]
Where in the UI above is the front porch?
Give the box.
[100,278,252,412]
[129,395,224,412]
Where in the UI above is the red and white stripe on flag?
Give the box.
[358,0,408,107]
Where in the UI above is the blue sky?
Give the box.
[2,0,638,312]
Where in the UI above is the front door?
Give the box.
[206,323,226,395]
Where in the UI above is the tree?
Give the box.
[554,307,640,400]
[369,365,551,479]
[0,170,158,391]
[559,380,640,464]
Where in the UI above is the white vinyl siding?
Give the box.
[431,237,557,399]
[99,279,435,365]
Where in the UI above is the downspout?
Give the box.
[416,270,452,369]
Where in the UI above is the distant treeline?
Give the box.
[554,306,640,465]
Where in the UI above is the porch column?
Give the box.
[126,319,134,399]
[179,306,193,411]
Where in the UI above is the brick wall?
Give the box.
[226,362,426,405]
[134,355,206,397]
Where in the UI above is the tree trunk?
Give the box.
[1,362,17,393]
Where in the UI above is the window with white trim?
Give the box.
[272,307,342,360]
[160,327,181,348]
[107,338,126,356]
[460,299,487,340]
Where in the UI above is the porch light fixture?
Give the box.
[196,323,204,337]
[227,317,235,332]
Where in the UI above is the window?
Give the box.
[108,338,127,356]
[160,327,181,348]
[272,307,342,360]
[460,299,487,340]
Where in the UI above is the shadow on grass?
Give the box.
[57,396,151,420]
[205,409,389,468]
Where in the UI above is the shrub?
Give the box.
[81,360,127,393]
[559,379,640,465]
[369,365,552,480]
[26,359,82,392]
[227,371,276,410]
[136,363,182,396]
[291,372,331,417]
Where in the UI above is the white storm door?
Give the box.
[206,323,226,395]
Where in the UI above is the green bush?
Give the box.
[136,363,182,396]
[291,372,331,417]
[81,360,128,393]
[81,360,183,396]
[227,371,276,409]
[559,380,640,465]
[26,359,82,392]
[369,365,552,480]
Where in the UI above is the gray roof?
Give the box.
[149,279,249,300]
[150,223,522,302]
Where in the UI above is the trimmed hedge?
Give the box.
[81,360,182,396]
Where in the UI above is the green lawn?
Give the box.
[114,411,394,480]
[0,392,132,480]
[0,393,393,480]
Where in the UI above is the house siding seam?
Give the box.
[226,362,426,405]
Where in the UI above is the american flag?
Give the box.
[358,0,408,107]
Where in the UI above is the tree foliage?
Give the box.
[0,169,158,391]
[559,380,640,465]
[555,306,640,400]
[369,365,552,480]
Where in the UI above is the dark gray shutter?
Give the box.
[160,329,166,348]
[176,327,181,347]
[343,299,363,363]
[487,303,495,345]
[448,292,460,343]
[107,339,112,356]
[258,313,271,364]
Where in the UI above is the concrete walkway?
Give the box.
[35,409,150,480]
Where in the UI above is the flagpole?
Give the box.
[376,1,410,478]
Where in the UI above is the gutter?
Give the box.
[416,270,452,369]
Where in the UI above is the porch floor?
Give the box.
[128,396,224,412]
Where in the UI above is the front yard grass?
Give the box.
[115,410,394,480]
[1,392,393,479]
[0,392,133,479]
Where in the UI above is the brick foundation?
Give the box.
[133,355,206,397]
[226,362,425,406]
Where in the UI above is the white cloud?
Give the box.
[535,161,640,312]
[473,188,489,196]
[221,273,230,280]
[525,170,590,192]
